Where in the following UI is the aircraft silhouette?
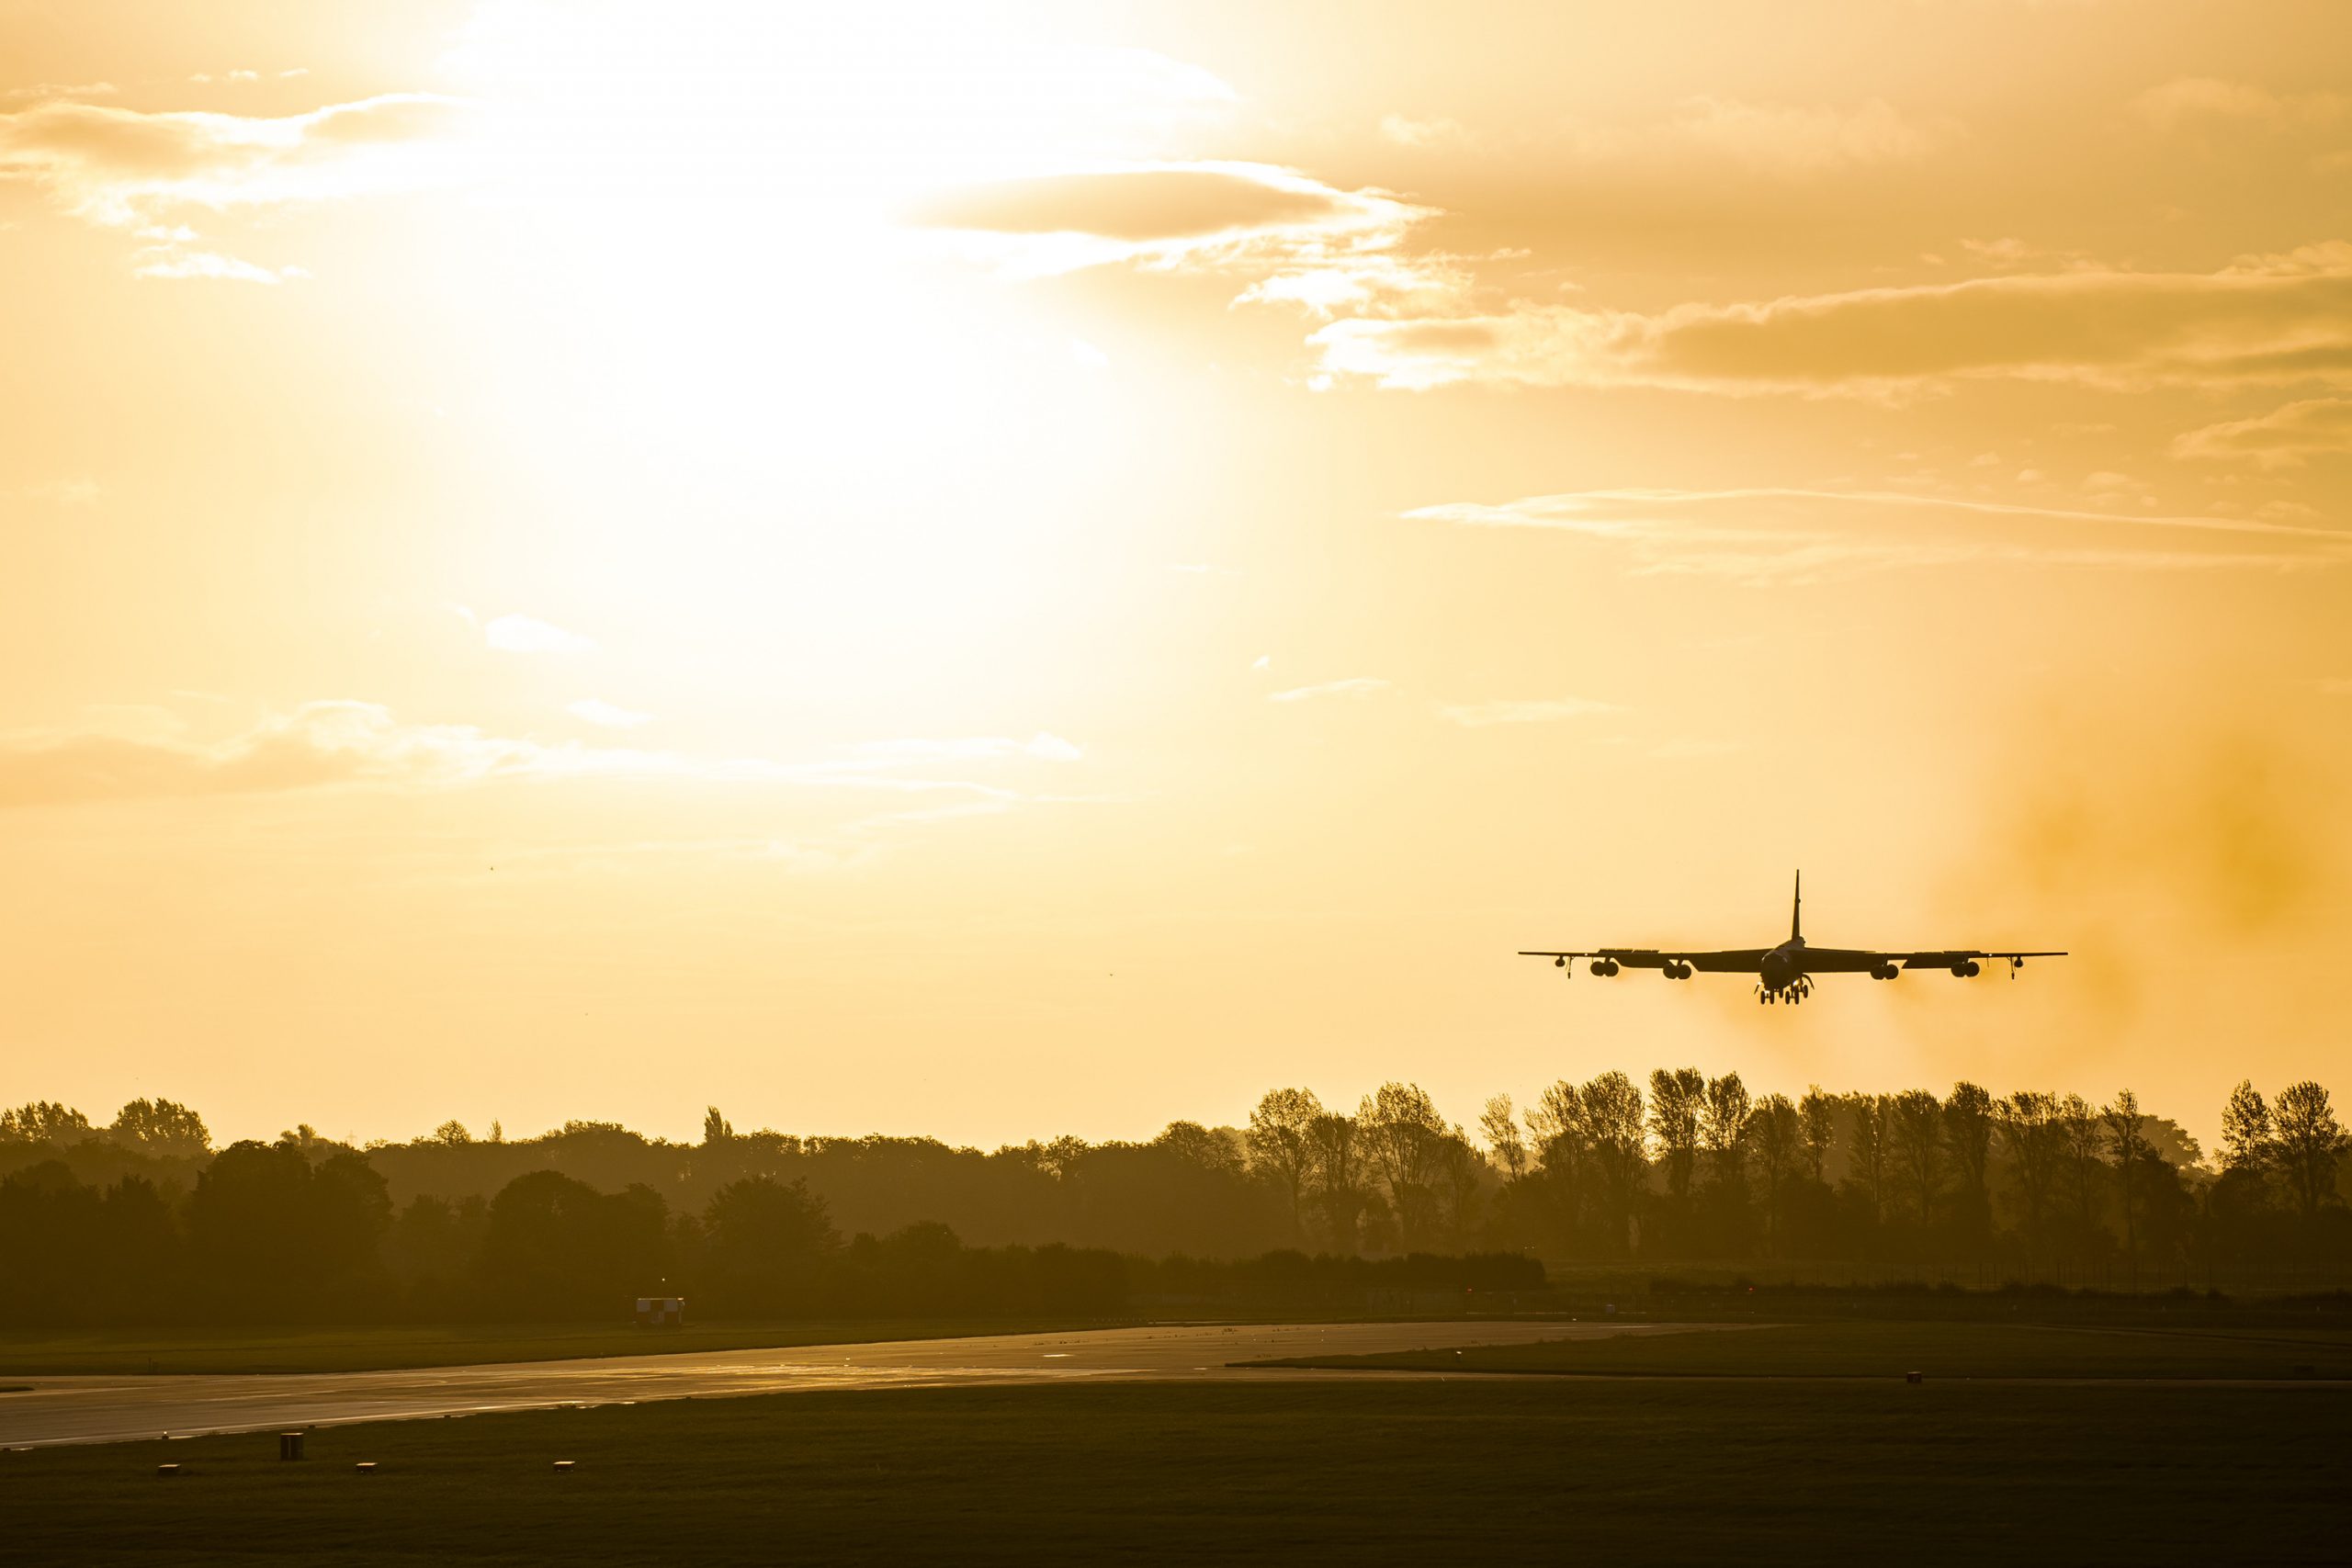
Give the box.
[1519,873,2065,1005]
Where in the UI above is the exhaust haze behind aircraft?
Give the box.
[1519,873,2066,1005]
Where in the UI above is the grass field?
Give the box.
[6,1378,2347,1564]
[1256,1320,2352,1381]
[0,1316,1141,1376]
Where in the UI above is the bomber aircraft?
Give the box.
[1519,873,2065,1005]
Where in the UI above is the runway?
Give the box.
[0,1319,1701,1449]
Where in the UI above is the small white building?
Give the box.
[634,1295,685,1327]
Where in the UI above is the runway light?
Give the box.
[355,1461,378,1473]
[554,1460,578,1472]
[155,1463,180,1477]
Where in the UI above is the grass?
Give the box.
[5,1379,2347,1564]
[1254,1319,2352,1381]
[0,1316,1145,1376]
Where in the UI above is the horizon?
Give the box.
[4,0,2348,1156]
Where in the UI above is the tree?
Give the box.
[2220,1080,2275,1179]
[703,1176,838,1309]
[1479,1094,1527,1183]
[2103,1089,2153,1282]
[0,1102,94,1145]
[1889,1089,1944,1227]
[1580,1072,1646,1255]
[431,1120,473,1147]
[1747,1094,1801,1254]
[108,1099,210,1159]
[2056,1093,2107,1260]
[1845,1093,1894,1225]
[1647,1068,1704,1205]
[702,1107,734,1146]
[2272,1080,2347,1224]
[1797,1086,1837,1185]
[1701,1073,1752,1190]
[1995,1090,2061,1266]
[1360,1083,1448,1247]
[1525,1080,1590,1248]
[1306,1112,1369,1255]
[186,1141,391,1307]
[1431,1127,1487,1244]
[477,1169,671,1318]
[1246,1088,1324,1240]
[1942,1082,1996,1249]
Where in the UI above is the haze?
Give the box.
[2,0,2346,1148]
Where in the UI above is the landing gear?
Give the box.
[1756,975,1815,1006]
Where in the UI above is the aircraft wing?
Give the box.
[1802,946,2069,973]
[1519,947,1770,973]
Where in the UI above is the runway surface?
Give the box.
[0,1320,1702,1449]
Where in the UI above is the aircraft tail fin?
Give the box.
[1792,870,1803,942]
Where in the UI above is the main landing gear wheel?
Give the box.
[1756,975,1815,1006]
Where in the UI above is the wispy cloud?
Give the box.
[916,161,1434,282]
[0,92,465,275]
[1310,248,2352,396]
[1267,677,1391,703]
[1408,486,2352,583]
[484,614,594,654]
[2172,398,2352,468]
[1440,697,1618,727]
[2135,78,2348,132]
[0,703,1087,810]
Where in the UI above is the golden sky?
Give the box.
[3,0,2347,1149]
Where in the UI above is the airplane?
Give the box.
[1519,873,2065,1005]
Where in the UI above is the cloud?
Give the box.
[567,698,650,728]
[0,94,463,221]
[1408,486,2352,584]
[2172,398,2352,468]
[1309,251,2352,395]
[1267,677,1390,703]
[0,703,1087,810]
[133,246,305,284]
[915,161,1436,285]
[0,82,118,104]
[1440,697,1618,727]
[2135,78,2348,132]
[484,614,594,653]
[0,92,463,275]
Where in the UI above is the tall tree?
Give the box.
[2103,1089,2152,1280]
[1700,1073,1751,1190]
[1479,1094,1527,1183]
[1432,1127,1487,1245]
[1797,1086,1837,1185]
[1246,1088,1324,1240]
[1889,1089,1944,1227]
[1647,1068,1704,1205]
[1995,1090,2061,1267]
[1580,1071,1646,1256]
[1525,1079,1591,1247]
[2271,1080,2347,1224]
[1306,1111,1368,1255]
[2219,1080,2274,1179]
[1747,1094,1801,1254]
[0,1103,94,1145]
[702,1107,735,1146]
[1942,1082,1996,1249]
[1359,1083,1448,1247]
[1845,1093,1894,1226]
[2056,1093,2107,1259]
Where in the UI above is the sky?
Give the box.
[2,0,2347,1152]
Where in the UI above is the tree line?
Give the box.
[2,1073,2345,1326]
